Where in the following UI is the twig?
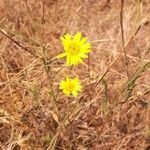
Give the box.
[120,0,125,48]
[120,0,129,77]
[88,54,92,100]
[94,21,146,88]
[0,29,38,58]
[41,0,58,114]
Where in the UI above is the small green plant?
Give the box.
[122,62,150,100]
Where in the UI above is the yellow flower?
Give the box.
[57,32,91,66]
[59,76,82,97]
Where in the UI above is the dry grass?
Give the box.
[0,0,150,149]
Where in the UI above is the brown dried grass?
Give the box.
[0,0,150,149]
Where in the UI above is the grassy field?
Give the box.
[0,0,150,149]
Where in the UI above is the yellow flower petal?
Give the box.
[74,32,82,42]
[56,53,66,58]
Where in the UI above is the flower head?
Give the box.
[59,76,82,97]
[57,32,91,66]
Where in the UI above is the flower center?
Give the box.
[66,82,75,92]
[69,42,80,55]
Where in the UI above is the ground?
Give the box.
[0,0,150,149]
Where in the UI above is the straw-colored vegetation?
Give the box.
[0,0,150,149]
